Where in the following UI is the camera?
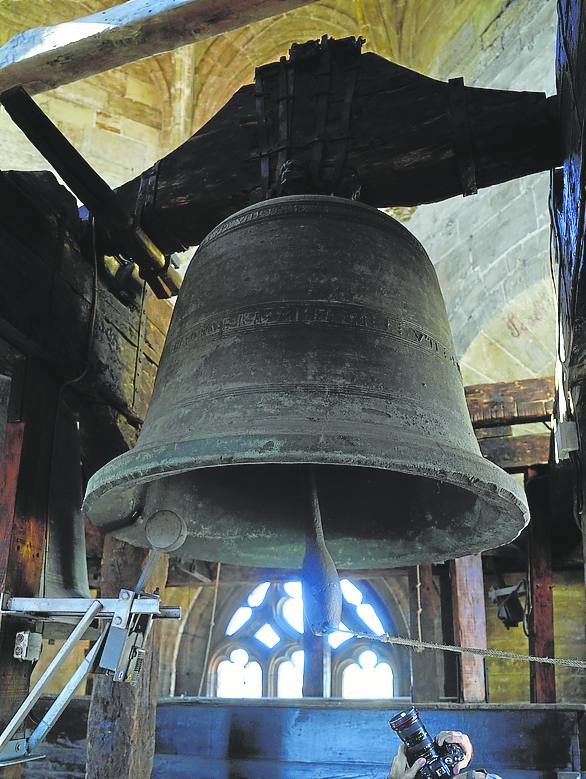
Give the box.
[389,706,465,779]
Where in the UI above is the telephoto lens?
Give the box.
[389,707,464,779]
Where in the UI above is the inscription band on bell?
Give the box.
[169,300,460,370]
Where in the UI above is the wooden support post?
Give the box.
[302,628,330,698]
[80,400,170,777]
[450,555,487,703]
[408,565,441,702]
[0,359,59,778]
[438,563,459,699]
[85,538,168,779]
[526,469,556,703]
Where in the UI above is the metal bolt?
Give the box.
[121,591,130,600]
[15,742,21,752]
[114,616,122,625]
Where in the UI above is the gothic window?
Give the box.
[209,579,401,698]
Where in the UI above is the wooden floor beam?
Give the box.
[466,377,554,429]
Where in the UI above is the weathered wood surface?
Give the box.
[168,560,411,587]
[85,539,169,779]
[450,555,487,703]
[22,698,585,778]
[466,377,554,429]
[526,470,556,704]
[114,52,560,253]
[0,0,318,95]
[0,359,59,779]
[0,170,172,428]
[478,433,550,471]
[0,422,26,779]
[408,565,442,702]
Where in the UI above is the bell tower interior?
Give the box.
[0,1,584,777]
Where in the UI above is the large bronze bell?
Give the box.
[84,196,528,568]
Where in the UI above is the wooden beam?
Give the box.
[114,50,560,252]
[0,359,59,779]
[0,0,318,95]
[450,555,487,703]
[86,538,169,779]
[166,560,411,587]
[466,377,554,428]
[478,433,550,471]
[526,470,556,703]
[408,565,441,702]
[0,422,26,779]
[0,170,171,428]
[18,698,586,776]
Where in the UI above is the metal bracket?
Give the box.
[0,739,45,768]
[254,35,364,199]
[488,582,527,602]
[447,77,478,197]
[0,556,180,766]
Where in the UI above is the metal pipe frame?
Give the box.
[1,596,179,619]
[0,599,103,752]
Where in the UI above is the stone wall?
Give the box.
[405,0,557,382]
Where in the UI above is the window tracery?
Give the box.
[210,579,401,698]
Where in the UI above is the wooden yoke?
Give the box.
[113,39,561,253]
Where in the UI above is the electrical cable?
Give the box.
[59,214,99,393]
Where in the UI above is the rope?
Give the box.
[326,629,586,670]
[414,564,423,652]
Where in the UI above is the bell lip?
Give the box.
[83,431,529,545]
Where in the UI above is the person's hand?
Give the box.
[436,731,473,775]
[388,744,426,779]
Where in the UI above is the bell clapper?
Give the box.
[301,465,343,636]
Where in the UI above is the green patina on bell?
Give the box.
[83,195,528,568]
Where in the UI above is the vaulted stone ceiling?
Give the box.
[186,0,514,132]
